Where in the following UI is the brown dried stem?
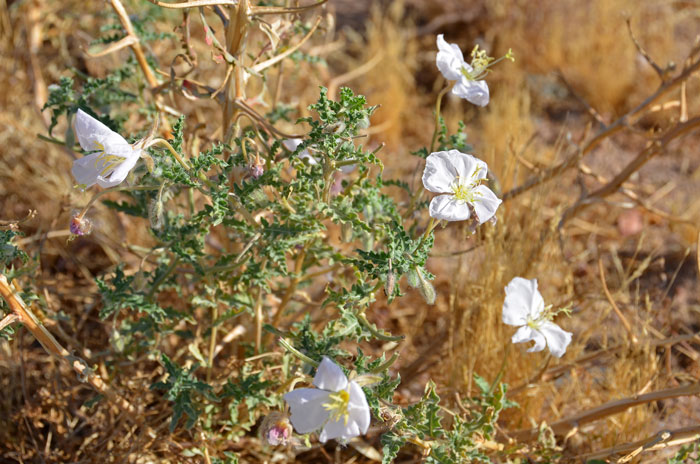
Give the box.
[109,0,171,133]
[0,274,137,415]
[598,258,638,344]
[578,425,700,462]
[503,53,700,202]
[559,116,700,226]
[509,383,700,440]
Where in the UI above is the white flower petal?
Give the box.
[313,357,348,392]
[347,381,370,434]
[319,416,360,443]
[282,138,303,151]
[436,34,465,81]
[471,184,501,224]
[503,278,543,325]
[283,388,331,434]
[526,329,547,352]
[71,153,103,188]
[429,194,471,222]
[540,321,572,358]
[96,149,141,188]
[74,109,131,154]
[511,325,534,344]
[423,151,457,193]
[452,79,490,107]
[423,150,484,193]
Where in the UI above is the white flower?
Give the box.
[436,34,490,107]
[71,109,142,189]
[502,277,572,358]
[283,356,370,443]
[422,150,501,223]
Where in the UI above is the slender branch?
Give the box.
[0,313,19,331]
[0,274,136,414]
[109,0,171,133]
[626,18,665,79]
[578,425,700,462]
[559,116,700,226]
[144,0,327,12]
[85,35,138,58]
[251,16,321,73]
[503,55,700,201]
[144,0,237,8]
[508,383,700,440]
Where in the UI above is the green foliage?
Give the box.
[381,376,516,463]
[412,117,472,159]
[220,365,278,432]
[151,353,218,432]
[0,230,27,270]
[667,441,700,464]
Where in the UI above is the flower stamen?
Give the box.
[323,389,350,425]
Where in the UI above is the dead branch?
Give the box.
[509,383,700,440]
[0,274,137,415]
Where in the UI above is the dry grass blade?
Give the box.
[598,258,638,344]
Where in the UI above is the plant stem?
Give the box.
[207,305,218,382]
[148,138,192,171]
[278,338,319,367]
[429,85,452,154]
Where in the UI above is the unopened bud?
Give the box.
[149,199,164,231]
[70,213,92,236]
[412,266,436,305]
[260,412,292,446]
[384,270,396,297]
[249,162,264,179]
[341,221,353,242]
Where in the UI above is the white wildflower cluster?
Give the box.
[68,33,569,448]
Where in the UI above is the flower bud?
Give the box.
[249,162,264,179]
[384,269,396,298]
[70,213,92,236]
[260,412,292,446]
[407,266,421,288]
[149,198,164,231]
[341,221,353,242]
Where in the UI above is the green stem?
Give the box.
[357,313,405,342]
[429,85,452,154]
[148,138,191,171]
[146,257,180,301]
[489,342,511,394]
[76,185,160,220]
[278,338,319,367]
[371,351,400,373]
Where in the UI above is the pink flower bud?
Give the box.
[260,412,292,446]
[250,163,264,179]
[70,214,92,236]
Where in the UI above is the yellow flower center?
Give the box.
[92,141,126,176]
[323,389,350,425]
[452,182,473,202]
